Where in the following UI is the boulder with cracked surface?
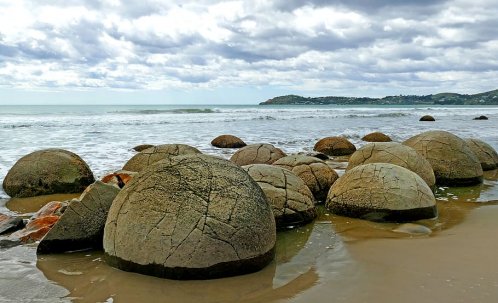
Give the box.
[347,142,436,188]
[104,154,276,280]
[2,148,94,198]
[123,144,201,172]
[273,155,338,202]
[464,138,498,171]
[243,164,316,228]
[37,181,120,254]
[403,130,483,186]
[230,143,286,166]
[326,163,437,222]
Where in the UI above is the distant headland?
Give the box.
[259,89,498,105]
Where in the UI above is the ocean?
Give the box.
[1,104,498,199]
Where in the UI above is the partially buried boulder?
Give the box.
[211,135,247,148]
[361,132,392,142]
[104,154,276,280]
[37,181,121,254]
[273,155,338,202]
[419,115,435,121]
[123,144,201,172]
[465,138,498,171]
[473,115,488,120]
[230,143,286,166]
[313,137,356,156]
[132,144,154,152]
[326,163,437,222]
[2,149,95,198]
[243,164,316,228]
[403,131,483,186]
[347,142,436,188]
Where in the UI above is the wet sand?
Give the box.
[1,170,498,302]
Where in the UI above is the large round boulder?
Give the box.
[403,131,483,186]
[465,138,498,171]
[313,137,356,156]
[419,115,435,121]
[326,163,437,222]
[230,143,286,166]
[211,135,247,148]
[242,164,316,228]
[2,149,95,198]
[123,144,201,172]
[361,132,392,142]
[104,155,276,280]
[272,155,339,202]
[347,142,436,188]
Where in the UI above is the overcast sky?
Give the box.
[1,0,498,104]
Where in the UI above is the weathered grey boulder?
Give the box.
[0,213,25,235]
[243,164,316,228]
[347,142,436,188]
[37,181,120,254]
[326,163,437,222]
[313,137,356,156]
[273,155,338,202]
[2,149,95,198]
[465,138,498,171]
[123,144,201,172]
[104,155,276,280]
[361,132,392,142]
[230,143,286,166]
[211,135,247,148]
[419,115,435,121]
[403,131,483,186]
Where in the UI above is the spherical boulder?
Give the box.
[313,137,356,156]
[211,135,247,148]
[361,132,392,142]
[242,164,316,228]
[230,143,286,166]
[419,115,435,121]
[123,144,201,172]
[273,155,339,202]
[326,163,437,222]
[465,138,498,171]
[104,154,276,280]
[2,149,95,198]
[403,131,483,186]
[347,142,436,188]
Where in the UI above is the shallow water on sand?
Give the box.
[2,169,498,303]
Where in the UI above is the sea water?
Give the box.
[1,104,498,199]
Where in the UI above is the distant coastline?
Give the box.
[259,89,498,105]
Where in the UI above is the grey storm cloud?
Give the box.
[0,0,497,94]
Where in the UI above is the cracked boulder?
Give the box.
[2,149,95,198]
[313,137,356,156]
[347,142,436,188]
[132,144,154,152]
[211,135,247,148]
[361,132,392,142]
[243,164,316,228]
[104,154,276,280]
[403,131,483,186]
[273,155,338,202]
[230,143,286,166]
[123,144,201,172]
[326,163,437,222]
[464,138,498,171]
[37,181,121,254]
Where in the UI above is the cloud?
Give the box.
[0,0,497,98]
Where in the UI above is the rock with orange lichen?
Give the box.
[101,171,137,189]
[0,213,25,235]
